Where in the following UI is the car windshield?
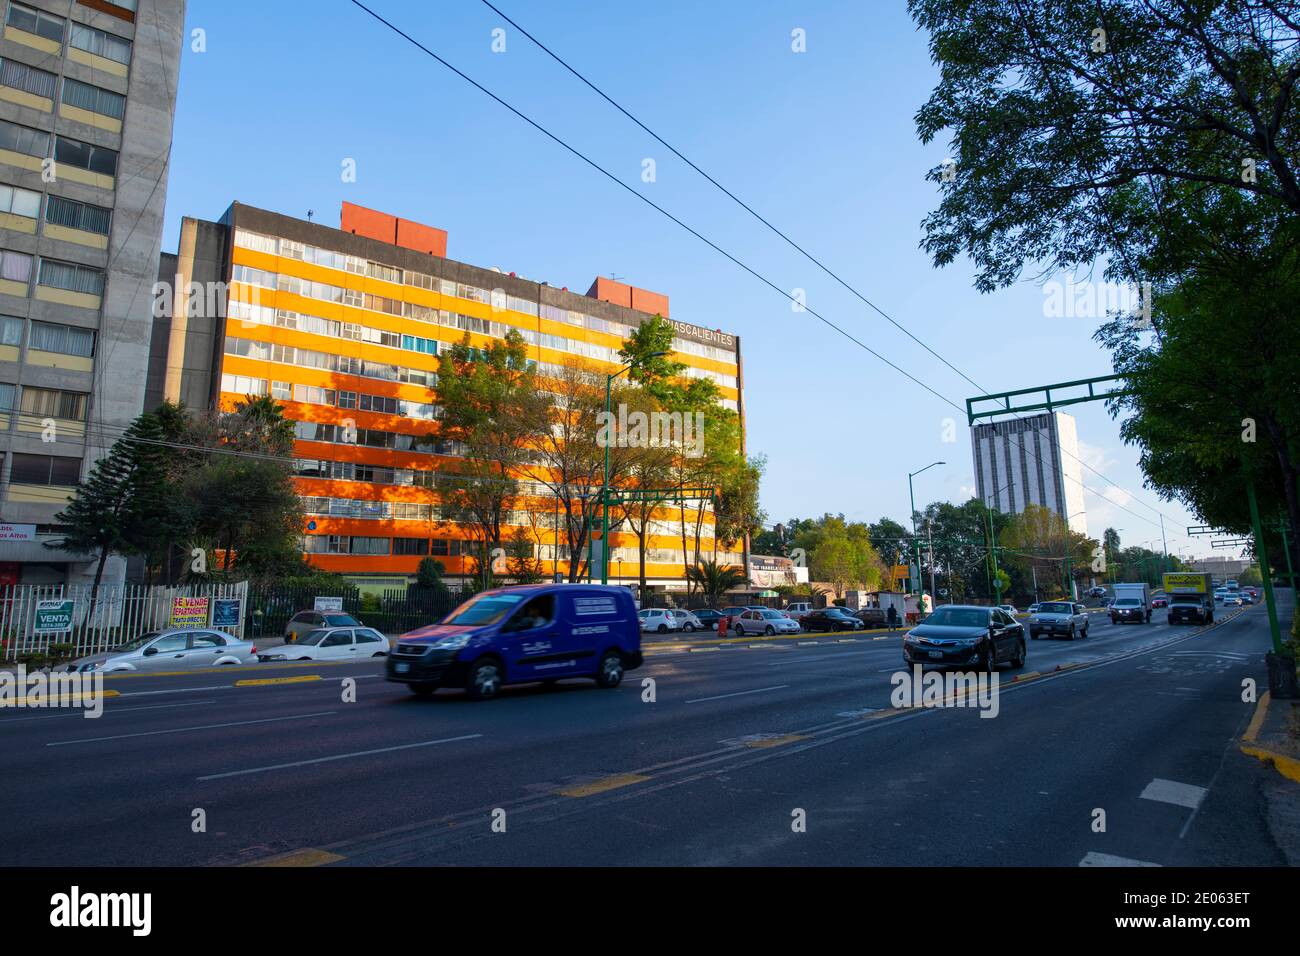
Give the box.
[114,632,161,651]
[1038,602,1072,613]
[295,629,330,646]
[761,610,784,619]
[323,613,359,626]
[923,607,989,628]
[444,592,526,626]
[1115,599,1140,606]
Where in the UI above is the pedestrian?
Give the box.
[887,605,899,632]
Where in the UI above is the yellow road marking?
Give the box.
[1010,671,1041,683]
[245,848,345,867]
[235,675,321,687]
[743,733,807,748]
[1242,690,1270,744]
[556,773,650,797]
[1238,691,1300,783]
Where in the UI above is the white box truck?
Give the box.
[1110,582,1152,624]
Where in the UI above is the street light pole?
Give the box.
[600,351,667,586]
[908,461,945,607]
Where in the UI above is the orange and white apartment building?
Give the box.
[145,201,745,591]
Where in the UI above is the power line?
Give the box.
[346,0,1183,536]
[479,0,1187,533]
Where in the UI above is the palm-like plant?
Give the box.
[686,559,749,606]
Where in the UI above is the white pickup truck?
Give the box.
[1028,600,1090,640]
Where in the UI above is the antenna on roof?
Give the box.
[610,273,624,282]
[306,209,314,222]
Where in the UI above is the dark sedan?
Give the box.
[902,605,1026,672]
[802,608,864,632]
[692,609,723,630]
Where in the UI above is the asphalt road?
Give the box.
[1,593,1292,866]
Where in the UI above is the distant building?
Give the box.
[747,554,807,589]
[972,411,1087,535]
[1188,557,1251,579]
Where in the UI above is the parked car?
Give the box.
[67,629,256,673]
[691,608,723,630]
[853,606,888,629]
[1026,603,1041,615]
[730,608,800,637]
[802,608,864,632]
[783,601,814,621]
[996,604,1020,617]
[902,605,1025,672]
[670,609,706,632]
[1029,600,1089,640]
[285,610,362,641]
[718,606,752,632]
[386,584,642,699]
[258,626,388,662]
[638,608,681,634]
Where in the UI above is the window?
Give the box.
[0,119,49,158]
[0,58,57,99]
[0,249,31,283]
[20,386,87,420]
[0,382,13,410]
[430,538,449,556]
[10,452,80,485]
[220,373,267,396]
[45,194,111,234]
[6,2,66,42]
[69,22,131,65]
[0,315,20,345]
[270,380,290,400]
[29,321,94,356]
[38,259,104,296]
[189,633,227,648]
[61,78,125,119]
[393,537,428,556]
[0,183,39,218]
[98,0,138,11]
[54,135,117,177]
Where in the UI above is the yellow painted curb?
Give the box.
[1242,691,1271,744]
[557,773,650,798]
[743,733,807,749]
[235,675,322,687]
[244,848,345,867]
[1238,691,1300,784]
[1010,671,1041,683]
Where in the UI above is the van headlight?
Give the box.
[437,634,473,650]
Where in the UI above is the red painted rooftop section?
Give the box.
[341,201,448,258]
[586,276,669,318]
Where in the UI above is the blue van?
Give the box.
[385,584,643,699]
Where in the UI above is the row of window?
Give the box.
[290,418,465,457]
[0,182,111,234]
[0,314,95,356]
[7,451,80,485]
[223,335,437,388]
[0,57,125,119]
[0,249,103,296]
[228,299,439,359]
[0,118,118,177]
[5,2,132,65]
[0,381,86,419]
[220,372,441,421]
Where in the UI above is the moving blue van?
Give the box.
[385,584,643,699]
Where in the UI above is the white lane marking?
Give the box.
[197,733,483,781]
[115,685,234,697]
[47,711,337,747]
[685,685,788,704]
[1079,851,1162,867]
[1139,777,1207,810]
[0,699,217,724]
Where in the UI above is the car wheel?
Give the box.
[371,652,385,657]
[1082,625,1089,638]
[408,683,436,698]
[298,656,312,661]
[1011,640,1026,669]
[734,624,744,636]
[657,623,667,633]
[1068,624,1076,641]
[765,625,775,636]
[595,650,624,688]
[684,624,695,633]
[982,644,996,675]
[466,659,502,700]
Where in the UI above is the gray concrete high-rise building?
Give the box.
[971,411,1088,535]
[0,0,184,586]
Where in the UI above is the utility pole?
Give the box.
[908,461,945,601]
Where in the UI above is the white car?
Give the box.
[997,604,1020,617]
[638,609,681,634]
[1220,592,1243,607]
[669,609,705,632]
[257,626,389,661]
[730,608,800,637]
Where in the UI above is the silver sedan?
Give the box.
[68,629,255,673]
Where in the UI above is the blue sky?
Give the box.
[162,0,1220,562]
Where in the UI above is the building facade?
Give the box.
[0,0,184,585]
[971,410,1087,535]
[150,201,745,589]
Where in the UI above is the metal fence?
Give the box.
[0,581,249,661]
[242,584,472,641]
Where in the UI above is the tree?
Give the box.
[56,413,171,620]
[433,330,551,588]
[911,0,1300,291]
[505,526,546,584]
[618,314,688,405]
[685,559,748,606]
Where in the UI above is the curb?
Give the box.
[1239,690,1300,785]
